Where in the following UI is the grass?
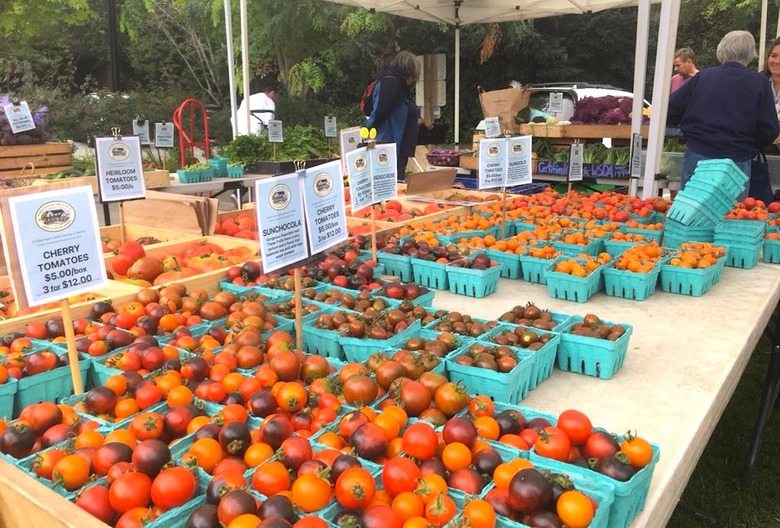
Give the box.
[667,327,780,527]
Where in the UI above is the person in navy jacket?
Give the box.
[365,51,424,180]
[668,30,780,198]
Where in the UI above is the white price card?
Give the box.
[6,186,108,307]
[506,136,533,186]
[268,120,284,143]
[548,92,564,114]
[345,147,373,213]
[484,117,501,139]
[569,144,584,182]
[155,122,174,148]
[3,101,35,133]
[370,143,398,203]
[95,136,147,202]
[302,160,348,254]
[630,132,642,180]
[478,138,506,190]
[324,116,338,138]
[132,120,151,145]
[254,173,309,273]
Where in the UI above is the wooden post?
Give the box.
[60,299,83,395]
[500,187,508,239]
[119,201,126,243]
[293,267,303,353]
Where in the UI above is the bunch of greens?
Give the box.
[605,147,631,166]
[583,143,609,164]
[223,125,332,168]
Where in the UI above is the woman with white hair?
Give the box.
[668,30,780,197]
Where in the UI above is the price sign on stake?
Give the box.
[548,92,564,114]
[478,138,506,189]
[2,101,35,133]
[569,143,584,182]
[506,136,533,186]
[95,135,147,202]
[268,120,284,143]
[132,120,151,145]
[484,117,501,138]
[155,122,174,148]
[630,132,643,180]
[370,144,398,203]
[324,116,338,138]
[0,183,108,395]
[254,173,309,273]
[302,160,348,254]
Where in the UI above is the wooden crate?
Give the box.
[0,142,73,178]
[0,277,141,335]
[100,224,198,253]
[142,169,172,189]
[105,235,259,289]
[519,123,649,139]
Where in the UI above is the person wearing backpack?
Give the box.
[363,51,426,180]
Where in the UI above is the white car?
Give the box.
[526,82,650,122]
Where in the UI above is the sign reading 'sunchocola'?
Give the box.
[255,173,309,273]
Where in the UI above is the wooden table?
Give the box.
[429,263,780,527]
[1,262,778,527]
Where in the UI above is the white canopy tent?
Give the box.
[227,0,688,197]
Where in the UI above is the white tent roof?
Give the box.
[324,0,659,25]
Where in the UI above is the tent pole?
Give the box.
[643,0,681,199]
[455,26,461,145]
[224,0,238,139]
[760,0,769,71]
[240,0,251,136]
[630,0,651,198]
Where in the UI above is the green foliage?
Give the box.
[222,125,332,167]
[0,0,95,37]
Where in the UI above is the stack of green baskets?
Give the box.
[714,219,765,269]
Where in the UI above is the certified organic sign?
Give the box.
[95,135,147,201]
[5,186,107,307]
[302,159,347,254]
[255,173,308,272]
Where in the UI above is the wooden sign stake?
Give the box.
[119,201,126,244]
[273,144,277,162]
[293,267,303,353]
[500,187,508,239]
[60,299,84,395]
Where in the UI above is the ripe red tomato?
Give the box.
[151,466,197,509]
[402,422,438,461]
[556,410,593,445]
[533,426,571,462]
[109,471,152,513]
[381,456,421,497]
[335,467,376,509]
[583,430,620,459]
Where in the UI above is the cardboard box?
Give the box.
[143,169,172,189]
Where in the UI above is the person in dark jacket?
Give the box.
[668,30,780,198]
[365,50,422,180]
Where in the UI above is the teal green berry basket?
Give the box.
[557,317,633,379]
[339,320,422,363]
[484,248,522,279]
[718,242,763,269]
[603,239,639,258]
[544,258,604,303]
[518,254,558,284]
[227,166,245,178]
[208,157,229,178]
[553,236,604,257]
[411,257,449,289]
[0,378,18,420]
[445,263,502,298]
[444,344,535,404]
[665,194,722,228]
[624,226,664,243]
[659,262,719,297]
[15,358,92,414]
[602,265,662,301]
[302,323,346,360]
[763,237,780,263]
[376,250,413,282]
[482,325,561,390]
